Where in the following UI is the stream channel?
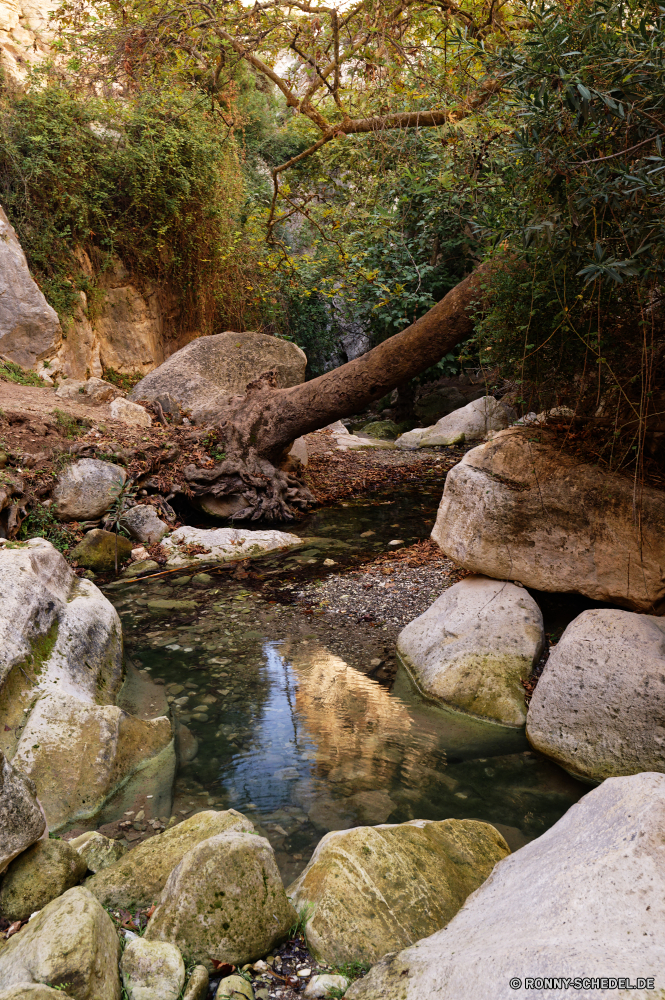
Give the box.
[105,478,587,885]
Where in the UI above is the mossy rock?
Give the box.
[359,420,400,439]
[71,529,133,571]
[0,838,87,921]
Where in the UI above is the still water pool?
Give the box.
[108,481,586,884]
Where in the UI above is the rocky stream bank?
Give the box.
[1,351,665,1000]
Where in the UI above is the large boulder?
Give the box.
[0,838,87,921]
[144,830,297,969]
[396,397,511,450]
[0,539,123,760]
[0,751,46,875]
[346,773,665,1000]
[527,609,665,782]
[128,332,307,424]
[55,378,120,404]
[12,693,174,833]
[86,809,254,908]
[0,540,171,832]
[52,459,127,522]
[70,529,134,572]
[120,939,185,1000]
[0,886,121,1000]
[287,819,510,966]
[396,577,544,728]
[160,526,302,568]
[431,427,665,613]
[0,206,61,369]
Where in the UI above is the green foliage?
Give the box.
[460,0,665,450]
[0,359,44,386]
[102,368,144,392]
[0,80,276,334]
[19,502,74,552]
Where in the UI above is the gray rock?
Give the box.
[160,526,302,569]
[121,560,160,577]
[129,332,306,423]
[182,967,209,1000]
[527,609,665,782]
[70,529,134,571]
[55,378,120,404]
[0,886,121,1000]
[0,206,61,369]
[287,819,509,966]
[0,752,46,876]
[397,576,544,727]
[346,773,665,1000]
[431,427,665,613]
[68,831,127,873]
[53,459,127,521]
[144,830,297,969]
[396,397,511,450]
[109,398,152,428]
[120,938,185,1000]
[86,810,254,909]
[120,506,169,545]
[0,838,88,921]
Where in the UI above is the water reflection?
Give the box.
[185,638,586,881]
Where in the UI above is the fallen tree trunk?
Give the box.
[186,264,489,521]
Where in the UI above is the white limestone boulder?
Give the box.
[431,427,665,613]
[161,525,303,567]
[397,577,544,727]
[0,539,173,832]
[527,609,665,782]
[0,206,61,369]
[347,773,665,1000]
[395,397,511,450]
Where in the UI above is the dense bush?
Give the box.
[0,81,279,333]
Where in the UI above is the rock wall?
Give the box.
[52,256,201,381]
[0,0,53,83]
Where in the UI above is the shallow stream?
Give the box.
[107,478,587,884]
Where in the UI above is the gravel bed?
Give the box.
[298,541,465,635]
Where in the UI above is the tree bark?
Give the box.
[185,263,488,521]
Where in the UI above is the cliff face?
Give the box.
[0,212,200,380]
[0,0,54,82]
[51,256,200,380]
